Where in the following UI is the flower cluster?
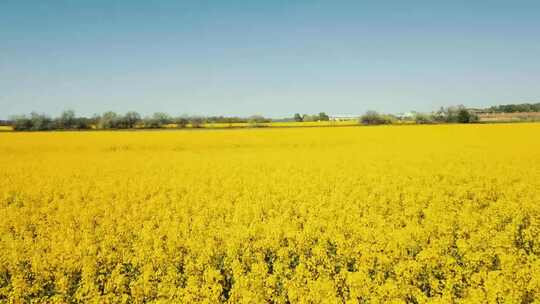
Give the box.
[1,124,539,303]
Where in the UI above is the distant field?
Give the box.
[185,120,359,128]
[1,124,539,302]
[0,125,12,131]
[268,120,359,127]
[478,112,540,122]
[131,120,359,129]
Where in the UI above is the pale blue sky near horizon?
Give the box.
[1,0,539,119]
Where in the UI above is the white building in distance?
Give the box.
[329,115,360,121]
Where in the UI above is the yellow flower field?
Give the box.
[163,120,360,129]
[1,124,540,303]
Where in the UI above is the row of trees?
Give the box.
[414,106,479,124]
[359,111,396,125]
[487,102,540,113]
[9,111,273,131]
[9,102,533,130]
[293,112,330,122]
[360,106,479,125]
[10,111,92,131]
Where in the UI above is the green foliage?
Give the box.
[360,111,395,125]
[8,101,539,132]
[457,108,478,123]
[10,115,31,131]
[431,106,479,124]
[30,112,55,131]
[8,111,276,131]
[124,111,142,128]
[99,111,120,129]
[10,111,90,131]
[142,112,171,129]
[247,115,269,127]
[99,111,143,129]
[189,117,204,128]
[414,113,434,124]
[293,112,330,122]
[489,103,540,113]
[301,114,317,122]
[318,112,330,121]
[174,116,189,128]
[57,110,76,129]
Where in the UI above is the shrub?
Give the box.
[457,109,479,123]
[11,115,33,131]
[174,117,189,128]
[190,117,204,128]
[123,111,142,129]
[99,111,120,129]
[360,111,394,125]
[414,113,434,124]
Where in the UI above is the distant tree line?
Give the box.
[487,102,540,113]
[359,111,396,125]
[293,112,330,122]
[360,106,479,125]
[6,102,539,131]
[10,110,93,131]
[8,110,273,131]
[414,106,479,124]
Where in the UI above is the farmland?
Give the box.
[477,112,540,123]
[1,124,540,303]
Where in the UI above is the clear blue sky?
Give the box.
[1,0,539,119]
